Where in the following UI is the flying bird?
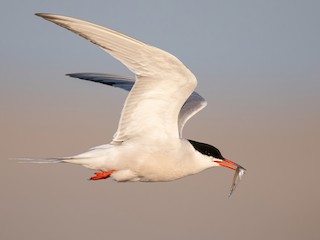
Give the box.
[32,13,246,195]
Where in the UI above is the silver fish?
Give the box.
[229,165,246,198]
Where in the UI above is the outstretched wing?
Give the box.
[37,13,197,142]
[67,73,207,137]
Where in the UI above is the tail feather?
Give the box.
[13,157,80,164]
[12,146,112,170]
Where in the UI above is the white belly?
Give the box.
[68,139,212,182]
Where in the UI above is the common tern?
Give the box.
[29,13,246,195]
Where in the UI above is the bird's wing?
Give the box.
[67,73,207,138]
[178,91,207,137]
[37,13,197,142]
[66,73,134,91]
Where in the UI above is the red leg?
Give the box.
[90,170,115,180]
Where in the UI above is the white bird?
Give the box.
[32,13,245,194]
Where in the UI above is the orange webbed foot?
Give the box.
[90,170,115,180]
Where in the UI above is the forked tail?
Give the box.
[14,157,81,164]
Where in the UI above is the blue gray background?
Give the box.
[1,1,319,239]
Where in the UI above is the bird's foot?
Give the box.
[90,170,115,180]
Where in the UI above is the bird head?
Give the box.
[188,139,240,170]
[188,139,246,197]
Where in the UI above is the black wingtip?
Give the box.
[65,73,83,80]
[65,73,89,79]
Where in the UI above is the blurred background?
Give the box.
[1,1,319,239]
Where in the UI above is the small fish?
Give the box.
[229,165,246,198]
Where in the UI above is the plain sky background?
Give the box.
[1,1,319,240]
